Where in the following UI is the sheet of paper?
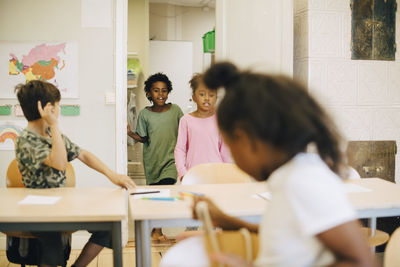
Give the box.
[18,195,61,205]
[132,189,170,199]
[344,183,372,193]
[253,191,272,201]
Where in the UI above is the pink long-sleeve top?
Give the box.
[174,113,231,178]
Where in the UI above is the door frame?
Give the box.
[115,0,128,174]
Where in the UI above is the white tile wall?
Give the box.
[309,12,342,58]
[388,62,400,104]
[309,0,326,10]
[326,60,357,104]
[358,62,389,104]
[326,0,349,11]
[294,0,400,182]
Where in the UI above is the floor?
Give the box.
[0,240,174,267]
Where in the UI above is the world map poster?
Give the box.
[0,41,79,98]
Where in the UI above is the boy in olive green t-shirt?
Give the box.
[127,73,183,185]
[135,103,183,185]
[127,73,183,242]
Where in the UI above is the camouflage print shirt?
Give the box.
[15,128,81,188]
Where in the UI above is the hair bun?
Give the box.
[203,62,239,90]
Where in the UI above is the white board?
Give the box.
[149,41,193,113]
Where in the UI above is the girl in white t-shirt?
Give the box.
[161,62,375,267]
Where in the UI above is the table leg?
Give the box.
[141,220,151,267]
[135,221,143,267]
[368,217,377,253]
[135,220,151,267]
[112,221,123,267]
[369,217,377,236]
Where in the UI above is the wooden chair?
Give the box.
[361,227,389,248]
[6,158,76,188]
[4,159,76,266]
[176,163,252,241]
[162,164,253,266]
[384,227,400,267]
[181,162,252,185]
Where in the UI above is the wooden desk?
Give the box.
[347,178,400,218]
[0,187,127,267]
[130,182,267,267]
[130,178,400,267]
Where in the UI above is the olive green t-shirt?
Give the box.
[136,104,183,184]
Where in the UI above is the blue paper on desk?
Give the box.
[132,189,170,199]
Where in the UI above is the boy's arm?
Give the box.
[39,101,68,171]
[127,123,148,143]
[78,149,136,189]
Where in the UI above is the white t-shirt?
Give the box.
[255,152,356,267]
[160,152,356,267]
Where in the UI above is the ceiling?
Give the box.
[149,0,215,8]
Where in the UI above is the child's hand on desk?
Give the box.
[108,172,136,189]
[192,196,229,228]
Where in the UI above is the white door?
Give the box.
[149,40,193,113]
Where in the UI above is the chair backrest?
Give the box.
[384,227,400,267]
[181,163,252,185]
[347,166,361,180]
[6,159,76,188]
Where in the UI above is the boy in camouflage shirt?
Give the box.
[15,80,135,267]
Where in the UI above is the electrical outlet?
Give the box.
[105,92,115,104]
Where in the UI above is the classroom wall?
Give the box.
[149,3,216,73]
[128,0,149,113]
[215,0,293,76]
[0,0,119,188]
[294,0,400,182]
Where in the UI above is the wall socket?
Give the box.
[105,92,115,105]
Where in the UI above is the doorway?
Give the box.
[126,0,216,185]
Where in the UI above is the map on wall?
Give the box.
[0,42,79,98]
[0,120,27,151]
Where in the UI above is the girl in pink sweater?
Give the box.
[174,73,231,182]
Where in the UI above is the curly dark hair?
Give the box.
[203,62,344,176]
[144,73,173,102]
[189,73,203,94]
[15,80,61,121]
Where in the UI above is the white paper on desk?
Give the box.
[253,192,272,201]
[18,195,61,205]
[344,184,372,193]
[132,189,170,199]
